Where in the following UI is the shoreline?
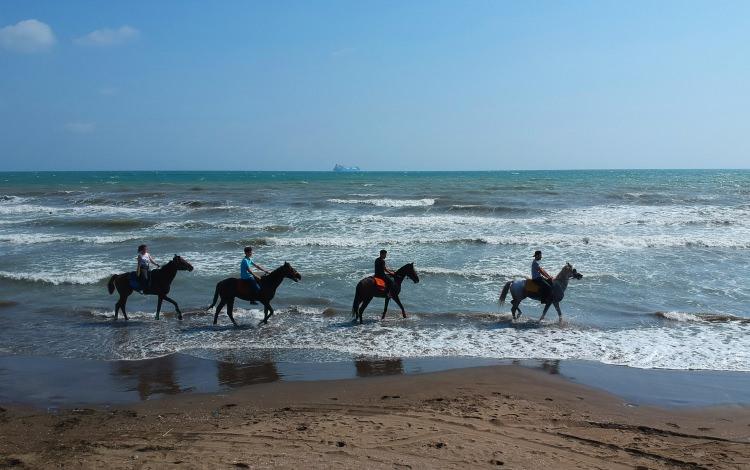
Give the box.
[2,353,750,409]
[1,363,749,468]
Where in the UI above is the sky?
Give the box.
[1,1,749,171]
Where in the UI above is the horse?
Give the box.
[499,263,583,323]
[107,255,194,321]
[351,263,419,324]
[206,262,301,326]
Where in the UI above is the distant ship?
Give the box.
[333,164,361,172]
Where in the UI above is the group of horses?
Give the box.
[107,255,583,326]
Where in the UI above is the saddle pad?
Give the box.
[525,280,540,293]
[128,272,140,290]
[236,279,253,297]
[373,277,386,290]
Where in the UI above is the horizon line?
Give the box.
[0,168,748,173]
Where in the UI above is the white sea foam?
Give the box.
[0,232,141,245]
[328,198,436,207]
[0,269,114,286]
[97,307,750,371]
[255,233,750,249]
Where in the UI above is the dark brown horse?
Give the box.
[107,255,194,321]
[206,262,301,326]
[352,263,419,324]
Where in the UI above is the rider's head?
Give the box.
[138,244,147,254]
[244,246,253,256]
[534,250,542,260]
[379,249,387,259]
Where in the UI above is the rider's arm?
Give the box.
[540,267,553,280]
[251,261,270,274]
[150,256,160,268]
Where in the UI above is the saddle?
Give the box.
[525,278,554,303]
[373,277,387,292]
[371,276,399,296]
[128,272,151,293]
[236,277,261,298]
[524,279,540,294]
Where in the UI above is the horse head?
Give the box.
[283,262,302,282]
[559,262,582,280]
[173,255,194,272]
[397,262,419,284]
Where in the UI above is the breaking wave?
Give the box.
[328,198,436,207]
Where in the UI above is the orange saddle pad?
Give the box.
[373,277,386,291]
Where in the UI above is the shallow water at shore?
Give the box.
[2,354,749,408]
[0,170,749,373]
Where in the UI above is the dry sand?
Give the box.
[1,365,749,469]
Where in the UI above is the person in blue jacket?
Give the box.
[240,246,269,293]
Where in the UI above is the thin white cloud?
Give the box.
[64,121,96,134]
[0,19,56,53]
[74,25,139,47]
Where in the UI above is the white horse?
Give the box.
[499,263,583,323]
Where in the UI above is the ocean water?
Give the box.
[0,170,748,371]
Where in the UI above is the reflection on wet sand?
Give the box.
[511,359,560,375]
[111,355,182,400]
[217,356,280,388]
[355,357,404,377]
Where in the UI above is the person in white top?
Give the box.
[136,244,160,292]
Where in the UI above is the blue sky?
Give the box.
[1,1,749,170]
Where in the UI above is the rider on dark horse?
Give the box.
[241,246,269,293]
[375,249,396,298]
[532,250,554,302]
[137,244,160,293]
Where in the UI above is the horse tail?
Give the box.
[499,281,512,305]
[107,275,117,295]
[206,282,220,311]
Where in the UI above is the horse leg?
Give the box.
[261,302,274,324]
[226,298,238,327]
[213,299,226,325]
[358,297,372,324]
[510,300,517,320]
[381,297,390,320]
[119,293,129,321]
[163,295,182,320]
[392,295,407,318]
[539,303,552,323]
[553,302,563,323]
[156,296,163,320]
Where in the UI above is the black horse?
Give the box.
[107,255,194,321]
[351,263,419,324]
[207,262,302,326]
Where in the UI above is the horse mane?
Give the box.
[555,264,572,280]
[394,263,413,276]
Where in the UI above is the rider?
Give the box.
[531,250,554,302]
[136,244,160,292]
[375,249,396,297]
[240,246,269,293]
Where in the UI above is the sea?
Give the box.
[0,170,748,380]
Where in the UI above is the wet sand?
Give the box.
[2,364,749,469]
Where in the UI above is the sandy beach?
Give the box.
[2,364,749,469]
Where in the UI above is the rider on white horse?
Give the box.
[532,250,554,301]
